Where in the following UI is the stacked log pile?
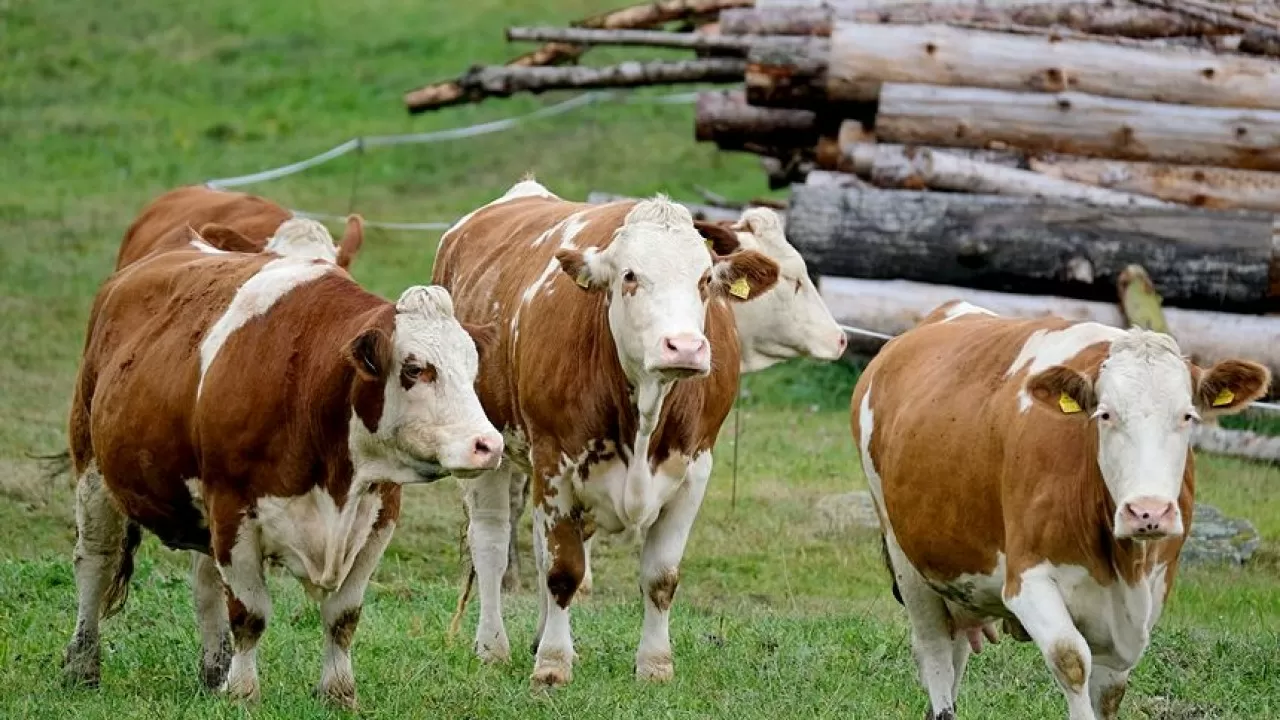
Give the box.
[406,0,1280,402]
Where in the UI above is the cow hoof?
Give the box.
[530,653,574,689]
[315,681,359,712]
[576,577,594,599]
[635,653,674,683]
[61,646,101,688]
[200,639,233,690]
[926,709,955,720]
[475,637,511,664]
[222,675,261,704]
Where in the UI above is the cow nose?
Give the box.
[470,433,504,469]
[835,332,848,354]
[1119,498,1179,538]
[657,334,710,373]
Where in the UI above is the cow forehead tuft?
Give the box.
[395,285,455,318]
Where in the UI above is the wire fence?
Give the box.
[199,89,1280,417]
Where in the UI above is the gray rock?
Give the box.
[815,491,880,536]
[1182,502,1259,566]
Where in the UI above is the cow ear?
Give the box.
[555,248,606,291]
[196,223,258,253]
[694,220,740,257]
[1026,365,1098,418]
[711,250,779,303]
[1194,359,1271,416]
[336,214,364,269]
[462,322,497,365]
[346,326,392,382]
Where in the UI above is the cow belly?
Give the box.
[1052,563,1167,668]
[921,555,1008,620]
[254,487,383,592]
[573,454,691,535]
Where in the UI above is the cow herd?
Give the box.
[60,178,1270,720]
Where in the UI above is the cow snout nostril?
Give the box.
[474,438,492,455]
[664,338,679,353]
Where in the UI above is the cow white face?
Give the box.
[722,209,846,372]
[556,198,780,383]
[264,218,341,263]
[347,285,503,483]
[1028,329,1270,540]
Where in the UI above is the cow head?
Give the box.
[264,218,344,265]
[555,197,779,382]
[712,208,847,373]
[1027,329,1270,540]
[346,285,503,483]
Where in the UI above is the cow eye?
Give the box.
[1183,411,1200,424]
[401,363,437,384]
[621,270,637,284]
[402,365,422,381]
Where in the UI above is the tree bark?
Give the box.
[405,0,750,112]
[845,143,1170,205]
[787,186,1279,311]
[454,59,746,98]
[721,4,1228,38]
[695,89,821,152]
[817,275,1280,379]
[1028,157,1280,212]
[1131,0,1280,56]
[505,26,811,54]
[824,22,1280,109]
[875,83,1280,171]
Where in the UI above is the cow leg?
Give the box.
[63,463,132,687]
[213,513,271,703]
[634,451,712,682]
[1005,574,1096,720]
[1089,662,1129,720]
[466,467,513,662]
[501,473,528,593]
[530,471,583,688]
[883,536,963,719]
[578,535,595,597]
[191,552,232,690]
[314,520,395,710]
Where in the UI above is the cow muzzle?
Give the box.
[448,431,504,479]
[1115,496,1181,539]
[650,333,711,378]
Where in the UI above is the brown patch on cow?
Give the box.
[1026,364,1098,417]
[1050,641,1086,693]
[1100,683,1127,719]
[398,354,438,390]
[1193,359,1271,415]
[461,322,497,365]
[228,596,266,649]
[329,606,362,650]
[647,568,680,611]
[545,516,586,608]
[713,249,779,302]
[693,220,741,256]
[116,185,292,269]
[196,223,259,253]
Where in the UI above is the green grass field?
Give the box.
[2,1,1279,717]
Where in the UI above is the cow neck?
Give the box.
[620,374,675,526]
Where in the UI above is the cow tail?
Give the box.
[100,521,142,621]
[448,562,476,642]
[880,534,904,606]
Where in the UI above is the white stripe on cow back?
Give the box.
[198,256,334,398]
[438,177,559,250]
[1004,323,1125,412]
[942,301,997,322]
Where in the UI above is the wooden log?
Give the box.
[875,84,1280,172]
[817,276,1280,379]
[1190,425,1280,465]
[404,0,750,112]
[454,59,746,98]
[745,38,835,110]
[695,90,820,152]
[505,26,809,54]
[721,4,1228,38]
[1131,0,1280,56]
[1118,264,1172,333]
[787,186,1280,312]
[1028,157,1280,212]
[825,23,1280,109]
[846,143,1171,205]
[758,0,1115,7]
[839,134,1026,173]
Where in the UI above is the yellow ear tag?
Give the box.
[575,271,590,289]
[1058,392,1082,414]
[729,277,751,299]
[1212,388,1235,407]
[705,238,714,250]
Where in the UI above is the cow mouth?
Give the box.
[403,455,448,483]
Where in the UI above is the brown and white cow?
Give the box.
[851,302,1270,720]
[433,178,779,686]
[116,184,364,270]
[64,243,502,708]
[498,205,848,594]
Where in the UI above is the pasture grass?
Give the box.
[1,0,1278,718]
